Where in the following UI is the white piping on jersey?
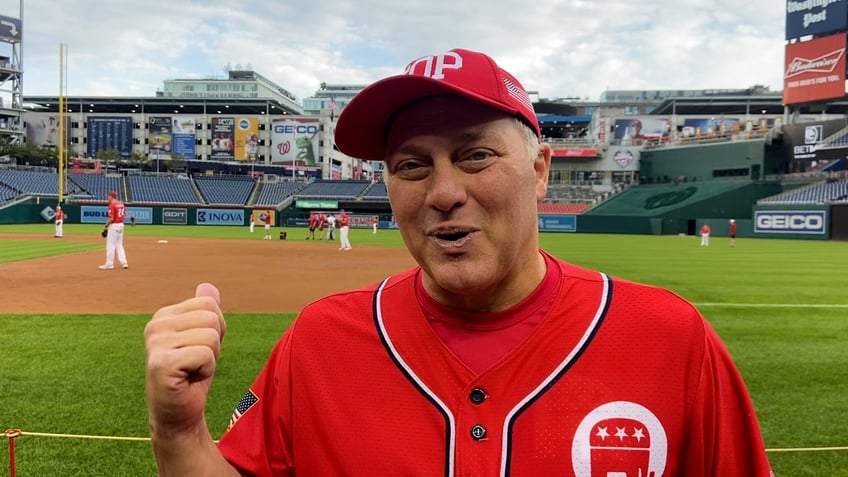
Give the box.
[374,278,457,477]
[499,272,611,476]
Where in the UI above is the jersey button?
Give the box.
[469,388,487,404]
[470,424,487,441]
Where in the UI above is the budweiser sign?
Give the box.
[783,33,847,105]
[785,48,844,79]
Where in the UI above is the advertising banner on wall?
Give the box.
[211,117,235,161]
[235,116,259,162]
[270,116,320,166]
[612,117,670,145]
[785,0,848,40]
[172,117,196,160]
[781,117,848,162]
[24,113,71,147]
[87,116,133,158]
[681,117,740,137]
[783,33,847,105]
[196,208,244,225]
[149,116,172,160]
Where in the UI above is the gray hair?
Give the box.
[516,118,541,161]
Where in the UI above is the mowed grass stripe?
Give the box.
[0,239,101,264]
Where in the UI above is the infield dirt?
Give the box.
[1,234,417,314]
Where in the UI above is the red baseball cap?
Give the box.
[108,191,117,198]
[335,48,540,161]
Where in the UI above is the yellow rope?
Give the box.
[5,428,847,452]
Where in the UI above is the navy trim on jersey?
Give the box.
[500,272,613,476]
[373,277,456,477]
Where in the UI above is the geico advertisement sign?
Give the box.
[754,211,825,234]
[273,124,319,135]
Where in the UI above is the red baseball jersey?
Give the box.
[108,200,125,224]
[264,212,272,225]
[339,213,350,227]
[55,210,64,222]
[730,223,738,235]
[700,224,710,235]
[218,257,771,476]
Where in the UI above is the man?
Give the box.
[371,215,378,234]
[700,222,711,247]
[54,205,64,238]
[317,212,326,240]
[144,48,772,476]
[306,211,318,240]
[99,191,128,270]
[263,210,272,240]
[729,218,737,247]
[249,213,255,233]
[325,212,336,240]
[338,210,351,250]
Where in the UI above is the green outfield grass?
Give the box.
[1,225,847,475]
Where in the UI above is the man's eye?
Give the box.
[395,160,425,172]
[467,150,494,161]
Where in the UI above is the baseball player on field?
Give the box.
[338,210,351,250]
[263,210,272,240]
[144,48,772,476]
[99,191,128,270]
[54,205,64,238]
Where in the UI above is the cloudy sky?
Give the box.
[0,0,786,103]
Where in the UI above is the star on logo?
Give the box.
[615,427,628,440]
[633,427,645,442]
[595,426,610,440]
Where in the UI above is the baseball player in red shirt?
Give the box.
[306,211,318,240]
[317,213,326,240]
[144,49,772,476]
[263,210,272,240]
[99,191,128,270]
[700,223,711,247]
[54,205,64,238]
[338,210,351,250]
[249,213,255,233]
[729,218,738,247]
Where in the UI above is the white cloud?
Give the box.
[0,0,786,102]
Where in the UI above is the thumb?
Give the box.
[195,282,221,307]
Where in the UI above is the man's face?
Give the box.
[384,96,550,310]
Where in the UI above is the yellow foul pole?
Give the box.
[57,44,67,202]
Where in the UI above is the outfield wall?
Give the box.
[1,199,843,240]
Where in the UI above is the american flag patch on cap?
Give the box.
[503,77,534,112]
[228,389,259,430]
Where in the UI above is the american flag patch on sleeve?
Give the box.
[228,389,259,430]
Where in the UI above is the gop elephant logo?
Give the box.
[572,401,667,477]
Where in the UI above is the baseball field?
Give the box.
[1,224,846,476]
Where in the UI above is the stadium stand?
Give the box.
[0,182,17,203]
[0,168,60,196]
[537,203,592,214]
[361,181,388,199]
[194,174,256,205]
[127,174,201,204]
[758,179,848,204]
[545,183,603,203]
[295,179,370,199]
[68,173,122,201]
[253,181,305,207]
